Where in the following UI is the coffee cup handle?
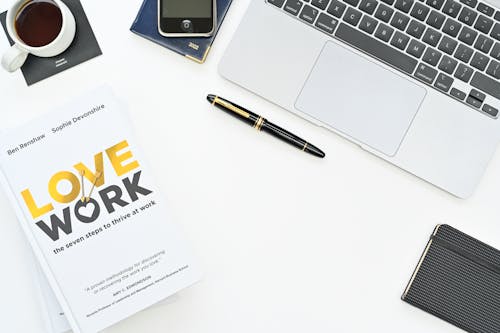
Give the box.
[1,44,28,72]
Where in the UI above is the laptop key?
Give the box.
[438,35,458,54]
[423,47,443,65]
[439,54,459,73]
[315,13,339,33]
[486,59,500,79]
[344,0,360,6]
[477,2,495,16]
[434,72,454,91]
[450,87,467,99]
[327,0,347,18]
[335,22,419,74]
[414,63,438,83]
[426,0,445,10]
[482,104,499,116]
[470,88,486,101]
[459,0,477,7]
[407,19,426,38]
[474,15,494,33]
[375,23,395,41]
[458,26,477,45]
[407,39,427,58]
[300,5,320,23]
[427,10,446,28]
[422,27,442,46]
[471,71,500,98]
[391,31,411,49]
[411,2,431,21]
[359,15,379,34]
[470,52,490,70]
[454,43,474,62]
[284,0,304,15]
[466,95,483,107]
[474,35,494,53]
[458,7,477,25]
[495,11,500,21]
[359,0,379,14]
[375,4,394,22]
[443,18,462,37]
[442,0,462,18]
[491,23,500,40]
[454,63,474,82]
[395,0,414,13]
[311,0,330,9]
[343,7,363,26]
[391,12,411,30]
[490,42,500,59]
[268,0,287,8]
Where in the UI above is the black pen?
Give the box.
[207,95,325,158]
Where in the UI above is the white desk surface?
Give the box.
[1,0,499,332]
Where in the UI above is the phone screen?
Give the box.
[162,0,212,18]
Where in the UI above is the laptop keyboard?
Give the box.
[267,0,500,118]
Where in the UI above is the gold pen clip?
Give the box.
[79,170,86,203]
[80,171,102,203]
[214,96,251,118]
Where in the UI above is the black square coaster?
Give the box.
[0,0,102,86]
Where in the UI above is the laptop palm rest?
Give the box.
[295,41,426,157]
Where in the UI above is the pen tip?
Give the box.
[313,150,325,158]
[307,144,326,159]
[207,94,216,104]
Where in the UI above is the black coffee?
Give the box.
[15,0,62,47]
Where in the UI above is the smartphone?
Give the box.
[158,0,216,37]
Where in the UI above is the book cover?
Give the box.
[34,260,71,333]
[0,211,50,332]
[34,254,179,333]
[130,0,232,63]
[0,86,202,333]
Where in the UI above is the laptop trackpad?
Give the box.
[295,41,426,156]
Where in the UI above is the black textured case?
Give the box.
[402,224,500,333]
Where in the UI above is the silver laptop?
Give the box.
[219,0,500,198]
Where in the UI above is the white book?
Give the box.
[0,86,202,333]
[34,260,71,333]
[35,261,179,333]
[0,213,48,333]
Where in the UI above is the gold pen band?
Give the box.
[254,117,265,131]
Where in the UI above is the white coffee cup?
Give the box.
[1,0,76,72]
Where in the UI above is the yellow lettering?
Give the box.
[48,171,80,204]
[21,189,54,219]
[74,152,105,187]
[106,140,139,177]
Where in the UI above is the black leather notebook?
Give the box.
[402,224,500,333]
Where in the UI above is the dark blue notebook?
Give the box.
[130,0,232,63]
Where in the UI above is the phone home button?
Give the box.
[181,20,194,33]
